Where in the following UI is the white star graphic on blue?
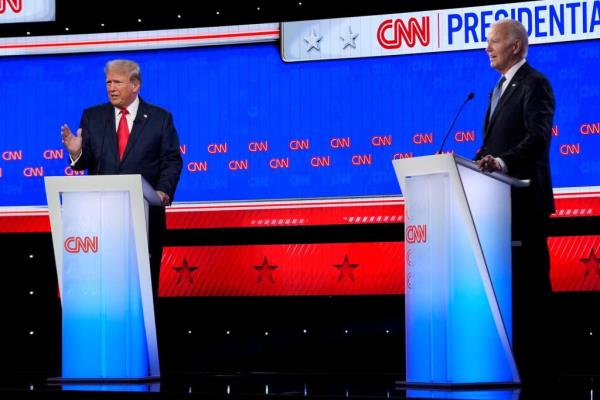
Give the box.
[340,26,358,49]
[304,28,323,52]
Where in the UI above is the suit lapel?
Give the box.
[484,91,493,135]
[485,63,530,139]
[489,78,520,123]
[103,104,118,165]
[121,98,149,163]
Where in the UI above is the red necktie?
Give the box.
[117,108,129,161]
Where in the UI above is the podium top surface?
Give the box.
[44,174,162,206]
[452,154,529,188]
[392,154,529,188]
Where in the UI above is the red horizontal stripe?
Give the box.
[549,236,600,292]
[0,30,280,50]
[1,192,600,232]
[159,242,405,297]
[169,200,404,211]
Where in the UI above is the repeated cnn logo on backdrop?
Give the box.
[377,17,431,49]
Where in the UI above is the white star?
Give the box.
[304,28,322,52]
[340,26,359,49]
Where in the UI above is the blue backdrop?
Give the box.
[0,39,598,206]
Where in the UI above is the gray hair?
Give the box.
[105,59,141,84]
[494,19,529,58]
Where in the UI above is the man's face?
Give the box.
[486,23,520,74]
[106,69,139,108]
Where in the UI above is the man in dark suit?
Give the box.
[60,59,183,298]
[475,19,555,383]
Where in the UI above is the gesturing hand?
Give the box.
[61,124,83,158]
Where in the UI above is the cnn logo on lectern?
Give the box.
[0,0,22,14]
[405,224,427,243]
[64,236,99,253]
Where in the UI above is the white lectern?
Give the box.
[45,175,161,382]
[392,154,528,387]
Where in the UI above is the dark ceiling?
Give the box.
[0,0,529,38]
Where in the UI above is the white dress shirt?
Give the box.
[114,96,139,134]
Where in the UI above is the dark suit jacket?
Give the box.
[476,62,555,215]
[72,97,183,200]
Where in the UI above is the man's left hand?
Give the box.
[476,155,502,172]
[156,190,171,206]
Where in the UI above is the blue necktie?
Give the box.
[489,76,506,120]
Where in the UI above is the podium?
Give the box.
[45,175,161,382]
[392,154,528,386]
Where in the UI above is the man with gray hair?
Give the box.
[61,59,183,298]
[476,19,555,384]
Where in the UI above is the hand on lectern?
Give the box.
[156,190,171,207]
[61,124,83,159]
[476,155,502,173]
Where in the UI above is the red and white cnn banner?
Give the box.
[281,0,600,62]
[167,197,404,229]
[1,188,600,232]
[159,242,405,297]
[0,0,54,24]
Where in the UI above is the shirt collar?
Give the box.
[114,96,140,119]
[503,58,526,85]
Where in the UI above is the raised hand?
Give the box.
[61,124,83,158]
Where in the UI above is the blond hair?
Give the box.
[105,59,141,84]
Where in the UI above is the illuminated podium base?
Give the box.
[392,154,527,387]
[45,175,161,382]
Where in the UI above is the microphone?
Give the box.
[436,92,475,154]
